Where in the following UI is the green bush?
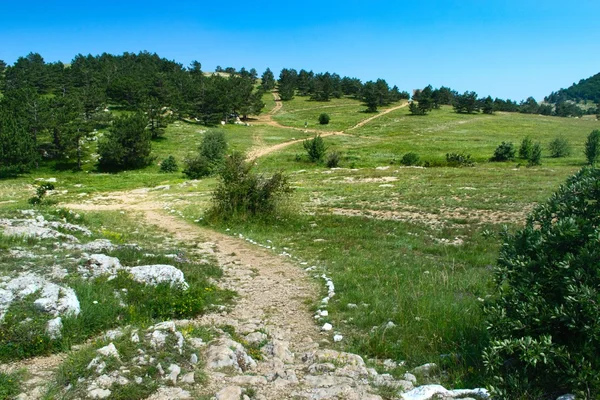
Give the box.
[28,182,55,205]
[207,152,292,221]
[303,134,327,162]
[548,137,571,158]
[183,130,228,178]
[318,113,330,125]
[326,151,341,168]
[527,142,542,166]
[490,141,516,162]
[483,167,600,399]
[446,152,474,167]
[199,130,227,162]
[518,137,533,159]
[98,113,152,171]
[159,155,178,173]
[401,152,420,166]
[585,130,600,165]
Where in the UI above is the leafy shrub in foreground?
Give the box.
[548,137,571,158]
[207,152,292,220]
[303,134,327,162]
[483,167,600,399]
[159,155,178,173]
[28,182,55,205]
[446,152,474,167]
[490,141,515,162]
[326,151,341,168]
[318,113,330,125]
[401,152,420,166]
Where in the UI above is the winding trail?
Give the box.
[248,93,409,161]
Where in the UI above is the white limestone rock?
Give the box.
[128,265,189,289]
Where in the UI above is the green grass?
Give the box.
[0,207,233,362]
[2,100,599,389]
[0,371,23,399]
[274,95,404,132]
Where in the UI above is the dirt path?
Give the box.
[247,99,408,161]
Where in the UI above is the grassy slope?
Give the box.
[1,95,599,388]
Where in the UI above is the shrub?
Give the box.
[548,137,571,158]
[183,130,228,179]
[585,130,600,165]
[207,152,292,220]
[318,113,330,125]
[483,167,600,399]
[490,141,515,162]
[98,113,152,171]
[183,154,212,179]
[527,142,542,166]
[409,102,426,115]
[199,130,227,162]
[303,134,327,162]
[326,151,341,168]
[518,137,533,159]
[446,152,474,167]
[401,152,420,166]
[28,182,55,205]
[159,155,178,173]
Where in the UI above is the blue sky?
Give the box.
[1,0,599,101]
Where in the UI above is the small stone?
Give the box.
[135,376,143,384]
[181,372,195,384]
[167,364,181,384]
[347,303,358,309]
[403,372,417,384]
[321,323,332,331]
[96,343,119,359]
[411,362,438,377]
[333,334,343,342]
[215,386,243,400]
[190,353,198,364]
[386,321,396,328]
[46,317,62,339]
[88,388,112,399]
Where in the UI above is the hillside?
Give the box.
[1,53,600,399]
[546,71,600,103]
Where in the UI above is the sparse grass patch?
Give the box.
[0,370,23,399]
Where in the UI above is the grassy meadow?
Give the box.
[1,94,598,388]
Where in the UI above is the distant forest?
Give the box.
[546,72,600,103]
[0,51,597,176]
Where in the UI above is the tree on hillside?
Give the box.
[519,97,540,114]
[311,72,334,102]
[432,86,456,106]
[410,85,434,115]
[278,68,297,101]
[144,97,170,140]
[481,96,494,114]
[98,113,152,171]
[453,91,480,114]
[260,68,275,91]
[0,108,37,176]
[0,60,6,91]
[341,77,362,97]
[361,81,379,112]
[585,130,600,166]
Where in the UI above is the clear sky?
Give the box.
[1,0,599,101]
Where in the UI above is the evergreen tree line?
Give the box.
[271,67,410,111]
[546,72,600,103]
[409,85,596,117]
[0,51,267,175]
